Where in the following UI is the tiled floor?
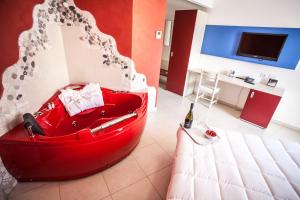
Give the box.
[8,88,300,200]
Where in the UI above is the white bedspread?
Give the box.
[167,128,300,200]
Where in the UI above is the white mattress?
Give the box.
[167,128,300,200]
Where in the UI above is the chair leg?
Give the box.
[195,73,204,103]
[208,93,215,109]
[195,90,199,103]
[195,83,201,103]
[215,92,220,104]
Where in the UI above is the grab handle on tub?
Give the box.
[91,112,138,134]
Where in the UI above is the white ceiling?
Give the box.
[166,0,208,19]
[167,0,207,10]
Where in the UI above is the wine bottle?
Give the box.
[184,103,194,129]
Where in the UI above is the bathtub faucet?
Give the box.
[47,102,55,110]
[33,102,55,118]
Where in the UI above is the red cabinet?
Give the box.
[240,89,281,128]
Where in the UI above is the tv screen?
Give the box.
[237,32,288,61]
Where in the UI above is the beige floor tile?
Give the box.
[103,155,145,193]
[136,131,156,149]
[8,182,47,199]
[148,165,172,199]
[145,118,180,139]
[9,183,59,200]
[111,178,161,200]
[153,134,177,157]
[101,195,113,200]
[133,143,172,175]
[60,172,109,200]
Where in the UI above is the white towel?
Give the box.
[59,83,104,116]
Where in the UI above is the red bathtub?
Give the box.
[0,85,147,181]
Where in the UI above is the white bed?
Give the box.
[167,127,300,200]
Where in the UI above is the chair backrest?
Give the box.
[199,69,219,89]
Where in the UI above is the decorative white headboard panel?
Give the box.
[0,0,148,135]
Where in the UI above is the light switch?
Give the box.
[156,31,162,39]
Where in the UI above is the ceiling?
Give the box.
[167,0,207,11]
[166,0,208,19]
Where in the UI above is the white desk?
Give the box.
[185,68,285,128]
[187,68,284,97]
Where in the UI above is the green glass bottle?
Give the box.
[184,103,194,129]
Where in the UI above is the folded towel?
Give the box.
[59,83,104,116]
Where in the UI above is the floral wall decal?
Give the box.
[0,0,148,195]
[0,0,147,135]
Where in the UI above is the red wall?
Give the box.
[0,0,165,98]
[0,0,43,97]
[74,0,133,58]
[132,0,166,93]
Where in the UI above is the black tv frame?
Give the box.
[236,32,288,61]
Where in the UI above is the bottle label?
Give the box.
[184,119,192,129]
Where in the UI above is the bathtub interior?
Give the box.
[36,89,143,137]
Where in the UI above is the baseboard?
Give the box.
[219,101,300,132]
[240,118,265,129]
[217,100,243,111]
[186,95,300,132]
[272,119,300,132]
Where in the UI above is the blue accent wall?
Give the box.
[201,25,300,70]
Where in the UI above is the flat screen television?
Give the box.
[236,32,288,61]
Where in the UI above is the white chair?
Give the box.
[194,69,221,108]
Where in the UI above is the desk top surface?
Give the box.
[189,68,284,97]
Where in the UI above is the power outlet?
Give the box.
[259,72,266,78]
[259,72,268,84]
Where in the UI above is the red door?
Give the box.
[240,89,281,128]
[166,10,197,95]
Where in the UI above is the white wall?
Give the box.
[24,24,69,112]
[0,24,69,134]
[161,7,175,69]
[61,26,129,90]
[188,10,207,68]
[161,21,172,69]
[207,0,300,28]
[60,25,147,92]
[190,0,300,129]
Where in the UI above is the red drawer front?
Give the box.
[240,89,281,128]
